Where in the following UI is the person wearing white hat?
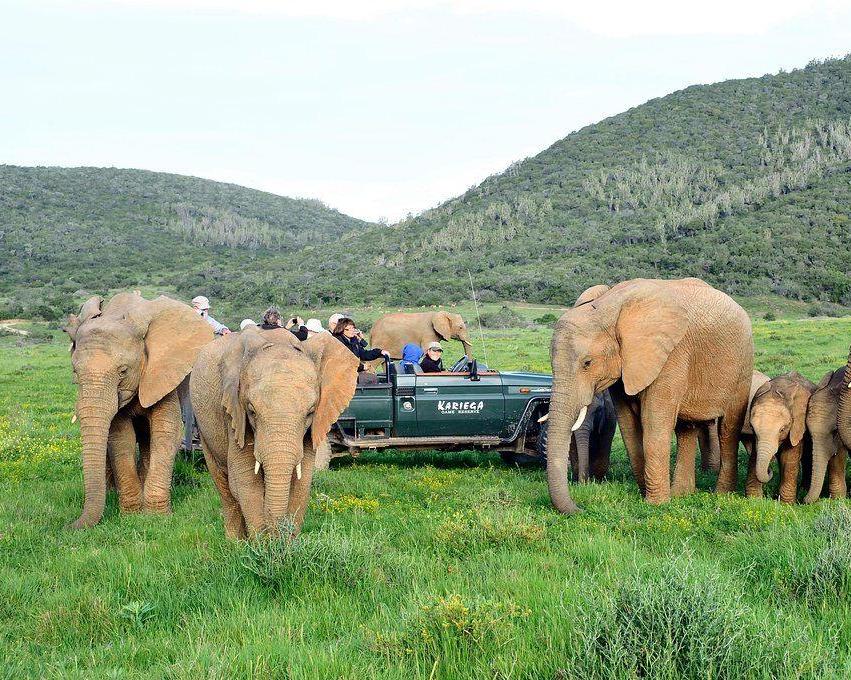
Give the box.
[239,319,256,330]
[305,318,324,336]
[421,341,444,373]
[327,313,344,333]
[191,295,230,335]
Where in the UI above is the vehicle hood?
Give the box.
[500,371,552,388]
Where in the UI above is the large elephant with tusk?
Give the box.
[369,311,473,361]
[190,326,359,539]
[546,278,753,513]
[63,292,213,529]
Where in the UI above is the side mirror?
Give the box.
[469,358,480,382]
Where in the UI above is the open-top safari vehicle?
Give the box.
[327,356,552,464]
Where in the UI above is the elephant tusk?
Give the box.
[571,406,588,432]
[296,463,302,480]
[68,343,73,352]
[538,413,549,423]
[254,460,261,475]
[71,414,77,424]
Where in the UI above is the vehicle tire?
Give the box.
[536,419,548,464]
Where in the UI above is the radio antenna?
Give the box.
[467,270,490,368]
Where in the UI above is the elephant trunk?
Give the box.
[838,347,851,450]
[572,417,592,483]
[461,338,473,359]
[804,434,831,504]
[71,380,119,529]
[546,381,585,514]
[260,422,303,533]
[754,439,777,484]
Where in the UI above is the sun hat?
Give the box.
[239,319,256,330]
[305,318,324,333]
[191,295,211,310]
[328,313,344,327]
[427,341,443,351]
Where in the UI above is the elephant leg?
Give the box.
[639,396,678,505]
[716,385,749,494]
[778,443,802,504]
[698,420,721,472]
[828,447,848,499]
[136,420,150,485]
[610,384,645,492]
[108,413,143,512]
[744,440,764,498]
[287,442,317,537]
[671,424,698,497]
[142,391,182,514]
[590,398,616,481]
[314,439,332,472]
[228,437,265,537]
[201,435,246,540]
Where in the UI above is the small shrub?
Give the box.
[370,593,530,661]
[568,562,825,679]
[763,311,776,321]
[241,521,381,592]
[434,507,546,556]
[790,504,851,604]
[478,305,532,329]
[534,312,559,325]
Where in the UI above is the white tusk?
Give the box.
[71,414,77,423]
[68,343,73,352]
[254,460,261,475]
[571,406,588,432]
[296,463,302,480]
[537,413,549,423]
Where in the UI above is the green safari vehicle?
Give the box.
[328,357,552,462]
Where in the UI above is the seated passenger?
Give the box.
[332,317,389,384]
[285,315,309,341]
[399,343,424,374]
[259,306,283,330]
[421,341,444,373]
[239,319,256,330]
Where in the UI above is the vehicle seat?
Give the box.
[395,360,423,375]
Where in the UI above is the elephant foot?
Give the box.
[715,479,736,494]
[644,490,671,505]
[119,497,143,513]
[778,494,795,504]
[744,485,764,499]
[142,497,172,514]
[802,493,819,504]
[670,482,695,498]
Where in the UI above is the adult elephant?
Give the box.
[547,278,753,512]
[744,372,815,503]
[63,293,213,529]
[190,327,359,539]
[370,311,473,361]
[804,367,849,503]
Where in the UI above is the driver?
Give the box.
[421,341,444,373]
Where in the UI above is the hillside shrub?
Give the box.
[478,305,532,329]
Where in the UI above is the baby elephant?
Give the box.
[745,372,816,503]
[804,367,849,503]
[190,327,359,539]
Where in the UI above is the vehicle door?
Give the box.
[414,370,505,436]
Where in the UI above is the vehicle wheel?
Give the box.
[536,419,548,464]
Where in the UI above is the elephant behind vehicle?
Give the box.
[547,277,753,513]
[370,311,473,361]
[63,292,213,528]
[190,327,359,539]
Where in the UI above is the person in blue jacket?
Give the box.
[400,343,424,374]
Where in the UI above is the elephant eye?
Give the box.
[583,358,593,369]
[118,365,129,376]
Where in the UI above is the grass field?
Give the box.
[1,308,850,678]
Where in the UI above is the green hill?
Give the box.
[1,56,850,320]
[0,166,372,319]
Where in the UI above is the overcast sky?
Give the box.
[2,1,850,222]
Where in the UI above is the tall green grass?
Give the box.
[0,315,849,678]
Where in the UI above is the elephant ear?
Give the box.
[574,284,610,308]
[787,380,813,447]
[615,285,688,396]
[432,311,452,341]
[64,295,104,343]
[303,332,359,450]
[138,296,215,408]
